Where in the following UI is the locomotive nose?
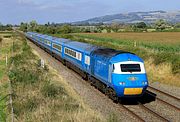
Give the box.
[112,73,148,97]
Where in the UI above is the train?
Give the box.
[25,32,148,101]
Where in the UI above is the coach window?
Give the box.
[53,44,62,52]
[73,52,76,57]
[48,41,51,45]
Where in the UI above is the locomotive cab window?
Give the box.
[120,64,141,72]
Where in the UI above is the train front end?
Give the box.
[110,53,148,97]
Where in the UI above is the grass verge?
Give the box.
[7,34,104,121]
[0,32,15,121]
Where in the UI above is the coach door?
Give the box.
[85,55,90,72]
[108,64,112,83]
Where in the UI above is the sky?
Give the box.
[0,0,180,24]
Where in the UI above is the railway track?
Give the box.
[120,104,145,122]
[148,86,180,101]
[137,102,169,122]
[146,90,180,111]
[122,94,179,122]
[22,32,179,122]
[148,86,180,112]
[120,100,170,122]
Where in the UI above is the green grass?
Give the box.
[0,32,14,121]
[73,34,180,53]
[0,97,6,122]
[0,84,9,122]
[0,60,6,80]
[0,31,13,34]
[0,70,4,80]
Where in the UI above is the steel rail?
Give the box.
[148,86,180,101]
[138,102,169,122]
[146,91,180,111]
[120,104,145,122]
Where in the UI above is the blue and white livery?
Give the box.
[26,32,148,99]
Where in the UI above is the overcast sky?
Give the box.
[0,0,180,24]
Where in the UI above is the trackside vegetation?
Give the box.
[0,32,15,121]
[7,34,105,121]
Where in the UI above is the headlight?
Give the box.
[119,82,125,85]
[142,81,148,85]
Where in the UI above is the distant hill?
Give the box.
[73,11,180,25]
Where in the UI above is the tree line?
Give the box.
[0,23,13,31]
[19,20,180,34]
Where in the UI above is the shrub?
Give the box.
[11,42,20,53]
[41,81,65,98]
[9,67,39,85]
[14,97,39,116]
[154,52,172,65]
[172,59,180,74]
[25,97,38,112]
[63,103,80,112]
[0,36,3,42]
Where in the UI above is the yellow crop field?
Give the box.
[78,32,180,44]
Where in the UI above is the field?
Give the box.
[54,32,180,86]
[78,32,180,44]
[72,32,180,54]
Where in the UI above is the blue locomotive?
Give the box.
[26,32,148,101]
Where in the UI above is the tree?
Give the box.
[6,24,13,31]
[20,22,28,32]
[0,36,3,43]
[111,22,120,32]
[58,25,72,34]
[155,19,168,31]
[0,22,3,31]
[29,20,38,31]
[175,23,180,28]
[136,22,147,29]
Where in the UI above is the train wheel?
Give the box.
[82,72,88,80]
[101,84,106,94]
[106,88,119,103]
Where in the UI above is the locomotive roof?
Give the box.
[64,41,98,52]
[27,32,134,57]
[92,48,133,59]
[51,38,72,44]
[30,32,71,44]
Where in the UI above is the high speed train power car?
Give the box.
[26,32,148,101]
